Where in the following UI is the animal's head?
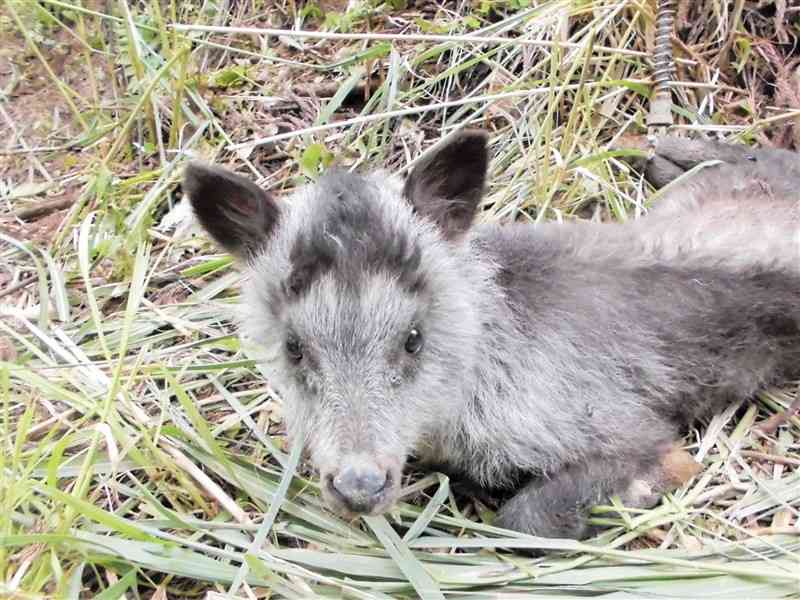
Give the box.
[183,131,490,518]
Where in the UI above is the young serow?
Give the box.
[183,133,800,540]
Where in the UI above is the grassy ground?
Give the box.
[1,1,799,598]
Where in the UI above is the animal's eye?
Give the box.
[286,337,303,363]
[404,328,423,354]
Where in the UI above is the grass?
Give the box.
[1,0,799,598]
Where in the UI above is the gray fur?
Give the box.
[184,132,800,539]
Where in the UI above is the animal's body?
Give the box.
[184,132,800,540]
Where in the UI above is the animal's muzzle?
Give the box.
[327,458,392,513]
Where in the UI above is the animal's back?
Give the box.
[470,214,800,430]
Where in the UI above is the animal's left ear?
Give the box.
[403,130,489,240]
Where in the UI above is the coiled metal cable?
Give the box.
[647,0,675,131]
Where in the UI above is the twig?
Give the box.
[0,145,75,155]
[292,80,377,99]
[28,408,78,440]
[14,197,75,221]
[691,483,748,506]
[172,23,699,66]
[756,386,800,435]
[746,526,800,537]
[738,451,800,468]
[228,81,647,152]
[0,276,38,300]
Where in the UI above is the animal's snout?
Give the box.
[328,459,390,513]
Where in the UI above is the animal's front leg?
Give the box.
[494,446,701,540]
[494,460,632,540]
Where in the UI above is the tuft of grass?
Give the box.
[1,0,798,597]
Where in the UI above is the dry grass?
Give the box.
[1,1,799,598]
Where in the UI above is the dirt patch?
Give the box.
[0,18,89,324]
[0,16,107,225]
[1,206,70,244]
[0,335,18,362]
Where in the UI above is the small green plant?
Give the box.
[476,0,532,15]
[299,142,335,179]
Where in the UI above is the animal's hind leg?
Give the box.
[493,445,701,540]
[645,136,800,190]
[640,137,800,217]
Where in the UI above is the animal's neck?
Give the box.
[421,241,544,486]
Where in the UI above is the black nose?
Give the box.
[330,463,388,513]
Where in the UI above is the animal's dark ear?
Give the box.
[403,130,489,240]
[183,162,280,259]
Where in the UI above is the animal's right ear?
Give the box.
[403,130,489,240]
[183,162,280,259]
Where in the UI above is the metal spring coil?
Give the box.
[648,0,676,128]
[653,0,676,90]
